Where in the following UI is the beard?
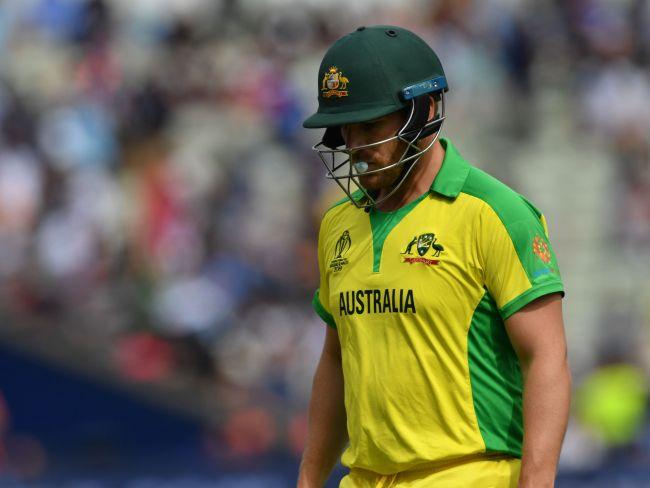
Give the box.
[356,163,402,191]
[350,136,413,193]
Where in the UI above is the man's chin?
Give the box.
[358,172,400,192]
[357,174,383,191]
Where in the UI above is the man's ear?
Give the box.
[429,94,440,121]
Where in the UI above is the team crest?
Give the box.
[416,233,434,256]
[532,236,551,264]
[330,230,351,272]
[402,232,444,266]
[321,67,349,98]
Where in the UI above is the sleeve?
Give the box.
[479,196,564,320]
[312,217,337,329]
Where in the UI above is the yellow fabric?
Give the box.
[313,139,563,474]
[317,195,506,472]
[474,197,533,310]
[339,457,521,487]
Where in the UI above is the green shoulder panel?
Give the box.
[461,166,563,296]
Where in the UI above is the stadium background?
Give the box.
[0,0,648,486]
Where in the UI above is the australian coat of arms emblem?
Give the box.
[321,67,349,98]
[402,232,444,266]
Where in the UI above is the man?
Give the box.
[298,25,571,487]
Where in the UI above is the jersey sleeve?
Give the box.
[478,196,564,320]
[312,216,337,329]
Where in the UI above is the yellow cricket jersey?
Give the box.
[312,138,564,475]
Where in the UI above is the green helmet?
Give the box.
[303,25,449,209]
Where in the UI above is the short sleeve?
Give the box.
[313,218,337,329]
[479,197,564,320]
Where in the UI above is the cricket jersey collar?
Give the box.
[430,138,470,198]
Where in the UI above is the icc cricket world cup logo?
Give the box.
[329,230,351,272]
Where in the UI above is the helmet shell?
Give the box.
[303,25,448,129]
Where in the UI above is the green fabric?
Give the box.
[303,25,447,128]
[368,193,427,273]
[467,291,523,457]
[326,190,365,213]
[312,290,336,329]
[430,138,471,198]
[500,282,565,320]
[459,162,564,319]
[462,166,561,285]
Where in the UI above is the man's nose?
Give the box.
[345,130,370,156]
[342,126,367,150]
[349,147,375,164]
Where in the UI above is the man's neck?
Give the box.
[374,139,446,212]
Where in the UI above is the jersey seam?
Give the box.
[467,290,525,456]
[459,184,544,286]
[460,191,533,288]
[466,289,490,454]
[323,194,359,218]
[368,192,428,273]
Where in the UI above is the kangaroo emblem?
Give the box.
[403,233,444,257]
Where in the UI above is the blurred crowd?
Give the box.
[0,0,648,481]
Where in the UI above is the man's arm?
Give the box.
[297,326,348,487]
[505,293,571,488]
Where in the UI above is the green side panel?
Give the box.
[312,289,336,329]
[468,291,523,457]
[368,193,427,273]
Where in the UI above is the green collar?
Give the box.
[430,138,471,198]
